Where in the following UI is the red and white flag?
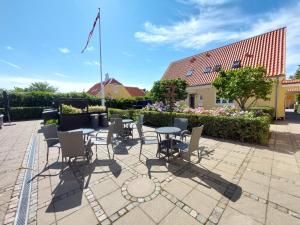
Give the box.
[81,12,100,54]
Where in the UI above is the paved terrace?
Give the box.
[1,112,300,225]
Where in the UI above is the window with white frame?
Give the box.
[216,97,233,105]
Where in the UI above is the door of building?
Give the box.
[189,94,195,108]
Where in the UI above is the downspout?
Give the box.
[274,76,279,119]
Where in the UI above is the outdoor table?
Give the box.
[68,128,94,140]
[122,119,133,124]
[122,119,134,138]
[155,127,181,160]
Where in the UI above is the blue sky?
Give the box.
[0,0,300,92]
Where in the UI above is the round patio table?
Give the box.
[122,119,134,139]
[68,128,94,140]
[155,127,181,160]
[122,119,133,124]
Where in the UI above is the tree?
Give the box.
[150,78,188,104]
[294,65,300,79]
[12,82,58,93]
[212,67,273,110]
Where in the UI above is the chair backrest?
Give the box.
[136,123,143,139]
[111,114,120,119]
[174,118,188,131]
[138,114,144,125]
[58,131,86,158]
[112,118,124,135]
[42,124,59,147]
[188,126,204,153]
[106,123,114,144]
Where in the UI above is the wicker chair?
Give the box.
[136,123,159,159]
[173,118,189,141]
[58,131,93,169]
[42,124,60,163]
[91,123,114,158]
[174,126,204,162]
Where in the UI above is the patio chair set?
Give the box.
[41,115,204,171]
[136,117,204,162]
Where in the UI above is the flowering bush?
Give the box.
[143,103,255,118]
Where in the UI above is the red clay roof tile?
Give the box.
[162,28,286,86]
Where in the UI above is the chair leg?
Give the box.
[139,144,143,160]
[61,157,64,173]
[46,147,49,163]
[95,145,98,159]
[106,145,111,159]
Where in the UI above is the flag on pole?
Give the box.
[81,12,100,54]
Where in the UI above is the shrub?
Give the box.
[108,108,270,145]
[45,119,58,125]
[249,106,274,116]
[61,104,82,114]
[108,108,139,120]
[0,91,152,109]
[88,105,106,113]
[297,105,300,114]
[0,107,46,121]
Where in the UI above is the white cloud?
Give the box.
[135,1,300,75]
[58,47,70,54]
[86,46,95,52]
[84,60,100,66]
[0,75,94,92]
[121,51,133,57]
[54,72,70,78]
[5,46,14,50]
[0,59,21,69]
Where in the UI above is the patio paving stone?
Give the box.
[218,206,262,225]
[99,189,129,216]
[56,205,98,225]
[228,195,266,223]
[114,207,155,225]
[266,205,300,225]
[159,207,200,225]
[91,178,119,199]
[164,179,194,200]
[140,195,175,223]
[183,188,218,216]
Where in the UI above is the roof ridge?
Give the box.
[171,27,286,64]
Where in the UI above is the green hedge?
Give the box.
[249,106,274,117]
[0,107,46,121]
[297,105,300,114]
[0,91,152,109]
[108,108,270,145]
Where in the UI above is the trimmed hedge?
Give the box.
[0,91,152,109]
[108,108,270,145]
[0,107,46,121]
[249,106,274,117]
[297,105,300,114]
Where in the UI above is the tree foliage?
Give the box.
[150,78,188,103]
[212,67,273,110]
[13,82,58,93]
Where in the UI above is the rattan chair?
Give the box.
[58,131,93,169]
[42,124,60,163]
[136,123,159,159]
[173,118,189,141]
[174,125,204,162]
[91,123,114,158]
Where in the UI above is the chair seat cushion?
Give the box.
[91,137,107,145]
[174,141,189,152]
[143,139,158,145]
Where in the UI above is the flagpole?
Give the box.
[98,8,105,106]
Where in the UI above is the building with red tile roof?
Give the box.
[87,77,145,99]
[125,87,146,97]
[161,27,287,118]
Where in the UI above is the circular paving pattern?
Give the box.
[121,175,161,202]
